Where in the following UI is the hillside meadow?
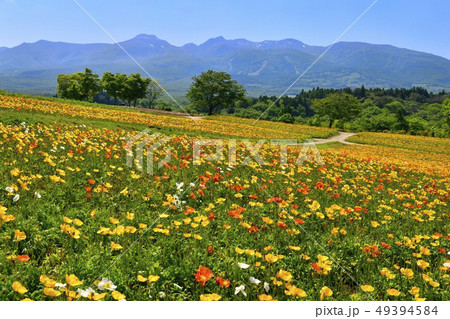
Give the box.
[0,95,448,301]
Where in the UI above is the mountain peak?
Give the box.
[132,34,161,41]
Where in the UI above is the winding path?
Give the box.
[313,132,357,145]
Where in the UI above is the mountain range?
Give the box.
[0,34,449,96]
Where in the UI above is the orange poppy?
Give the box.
[194,267,213,287]
[249,226,258,234]
[276,221,287,228]
[184,207,196,215]
[381,242,391,249]
[215,276,230,288]
[17,255,30,262]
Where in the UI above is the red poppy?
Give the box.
[216,276,230,288]
[88,179,96,185]
[311,263,320,271]
[194,267,213,286]
[85,186,92,192]
[208,212,216,220]
[207,245,214,255]
[295,218,304,224]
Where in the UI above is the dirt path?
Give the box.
[313,132,357,145]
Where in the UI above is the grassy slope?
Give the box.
[0,93,338,140]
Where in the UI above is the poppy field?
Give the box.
[0,94,449,301]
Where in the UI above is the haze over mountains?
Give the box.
[0,34,449,96]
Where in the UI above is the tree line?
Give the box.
[56,68,450,137]
[184,71,449,137]
[57,68,162,107]
[228,86,450,137]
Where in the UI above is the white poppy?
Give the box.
[5,186,14,193]
[249,276,261,285]
[234,285,247,297]
[35,192,41,199]
[97,278,117,291]
[55,283,67,289]
[264,282,270,293]
[189,183,195,187]
[173,283,183,290]
[444,262,450,268]
[13,194,20,202]
[77,287,95,298]
[176,182,184,190]
[238,262,250,269]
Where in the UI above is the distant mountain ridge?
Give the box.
[0,34,449,96]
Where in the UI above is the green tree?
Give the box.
[393,108,409,132]
[312,92,362,128]
[56,68,100,101]
[443,98,450,127]
[140,80,163,108]
[80,68,101,101]
[278,113,294,123]
[101,72,127,105]
[120,73,151,107]
[57,73,82,100]
[186,70,246,115]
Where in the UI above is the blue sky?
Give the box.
[1,0,449,58]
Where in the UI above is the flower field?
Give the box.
[0,95,449,301]
[347,132,450,155]
[0,94,337,140]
